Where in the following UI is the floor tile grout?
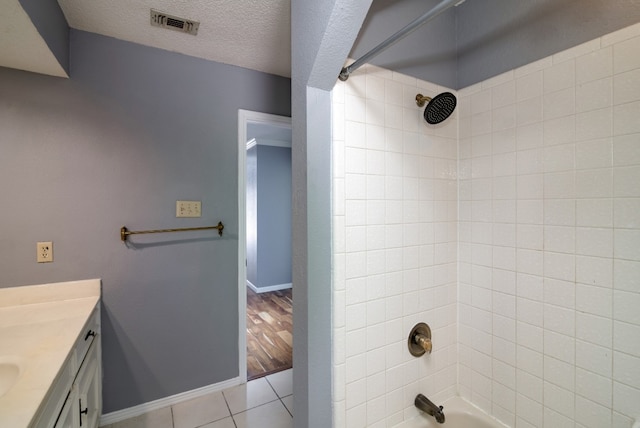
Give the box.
[264,375,277,396]
[279,396,293,418]
[220,390,238,427]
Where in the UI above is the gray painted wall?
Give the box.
[349,0,458,89]
[0,29,290,413]
[18,0,69,75]
[351,0,640,89]
[246,146,258,286]
[256,145,292,289]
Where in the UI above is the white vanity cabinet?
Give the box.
[31,305,102,428]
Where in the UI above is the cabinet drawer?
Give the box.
[75,309,99,370]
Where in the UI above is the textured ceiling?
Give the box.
[57,0,291,77]
[0,0,68,77]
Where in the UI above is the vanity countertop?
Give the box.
[0,279,101,428]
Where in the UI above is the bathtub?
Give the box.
[393,396,508,428]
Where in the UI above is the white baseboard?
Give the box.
[246,280,292,293]
[100,376,242,425]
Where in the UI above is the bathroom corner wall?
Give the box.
[458,23,640,428]
[331,65,458,427]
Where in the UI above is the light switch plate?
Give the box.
[176,201,201,217]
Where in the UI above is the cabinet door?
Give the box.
[76,342,101,428]
[54,390,77,428]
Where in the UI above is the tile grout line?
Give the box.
[279,391,293,417]
[220,388,239,427]
[280,395,293,418]
[264,373,293,418]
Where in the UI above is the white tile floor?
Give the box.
[101,369,293,428]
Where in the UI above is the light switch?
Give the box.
[176,201,201,217]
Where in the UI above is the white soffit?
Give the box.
[0,0,68,77]
[57,0,292,78]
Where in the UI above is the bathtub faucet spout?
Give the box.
[415,394,445,424]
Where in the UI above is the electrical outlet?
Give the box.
[37,241,53,263]
[176,200,201,217]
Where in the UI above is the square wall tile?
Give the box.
[613,134,640,167]
[576,46,613,84]
[575,396,612,428]
[614,101,640,135]
[614,229,640,261]
[544,115,576,147]
[544,355,574,391]
[576,138,612,169]
[577,312,612,348]
[543,382,574,419]
[517,71,543,101]
[576,284,612,317]
[613,35,640,74]
[613,69,640,105]
[517,122,543,150]
[576,77,612,114]
[544,330,575,363]
[614,166,640,197]
[543,143,575,173]
[576,199,612,227]
[576,255,613,288]
[576,227,613,258]
[613,382,640,418]
[516,394,543,427]
[576,108,613,141]
[544,199,575,226]
[543,88,575,120]
[614,290,640,325]
[544,60,575,94]
[544,252,575,282]
[517,97,543,126]
[576,367,612,408]
[576,340,612,378]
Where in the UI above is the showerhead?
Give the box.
[416,92,457,125]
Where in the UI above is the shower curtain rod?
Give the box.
[339,0,463,81]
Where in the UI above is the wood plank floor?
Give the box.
[246,287,293,380]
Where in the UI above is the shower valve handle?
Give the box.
[414,333,432,354]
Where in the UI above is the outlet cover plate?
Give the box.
[37,241,53,263]
[176,200,201,217]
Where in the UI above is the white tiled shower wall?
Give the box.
[332,22,640,428]
[331,66,459,427]
[458,24,640,428]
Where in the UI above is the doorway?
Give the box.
[238,110,292,381]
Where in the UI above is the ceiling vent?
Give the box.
[150,9,199,36]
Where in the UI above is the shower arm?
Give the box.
[338,0,465,81]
